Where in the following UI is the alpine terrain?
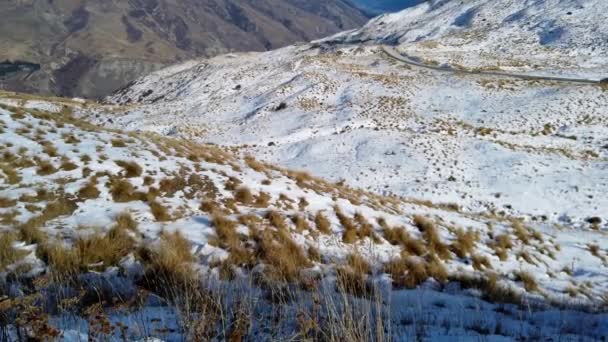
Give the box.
[0,0,607,340]
[0,0,367,99]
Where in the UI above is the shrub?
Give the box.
[115,160,143,178]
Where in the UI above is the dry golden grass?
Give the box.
[19,198,78,244]
[115,160,143,178]
[0,164,22,184]
[514,271,539,292]
[346,253,371,275]
[314,211,332,234]
[451,229,479,258]
[292,214,311,233]
[471,254,493,271]
[512,221,530,245]
[0,197,17,208]
[267,210,288,230]
[255,228,311,283]
[384,256,428,289]
[77,178,100,200]
[109,179,145,202]
[159,175,187,197]
[244,155,267,173]
[59,158,78,171]
[335,207,358,244]
[0,232,28,272]
[38,226,135,277]
[113,212,138,231]
[413,215,451,260]
[254,192,271,208]
[36,159,58,176]
[211,213,240,249]
[234,186,253,204]
[111,139,127,148]
[150,201,171,222]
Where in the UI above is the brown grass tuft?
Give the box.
[234,186,253,204]
[514,271,539,292]
[150,201,171,221]
[77,178,100,200]
[413,215,451,260]
[314,211,332,234]
[115,160,143,178]
[451,229,479,258]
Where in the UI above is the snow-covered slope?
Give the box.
[335,0,608,75]
[1,93,608,340]
[105,0,607,228]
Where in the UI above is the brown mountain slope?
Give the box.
[0,0,367,98]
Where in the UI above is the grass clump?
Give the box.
[233,186,253,204]
[514,271,539,292]
[110,179,145,203]
[413,215,451,260]
[314,211,332,234]
[0,232,28,272]
[451,229,479,258]
[0,197,17,208]
[150,201,171,222]
[36,160,58,176]
[77,178,100,200]
[115,160,143,178]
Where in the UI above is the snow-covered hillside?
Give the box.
[105,0,607,228]
[335,0,608,75]
[1,92,608,340]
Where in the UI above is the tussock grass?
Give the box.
[471,254,493,271]
[0,197,17,208]
[0,164,21,184]
[159,175,187,197]
[211,214,239,249]
[110,179,145,202]
[38,226,135,277]
[384,256,428,289]
[292,215,311,233]
[115,160,143,178]
[314,211,332,234]
[267,211,287,230]
[255,228,311,283]
[234,186,253,204]
[77,178,100,200]
[111,139,127,148]
[512,221,530,245]
[19,198,78,244]
[150,201,171,221]
[36,159,58,176]
[514,271,539,292]
[59,158,78,171]
[0,232,28,272]
[113,212,138,231]
[451,229,479,258]
[413,215,451,260]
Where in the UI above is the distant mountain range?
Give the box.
[0,0,367,99]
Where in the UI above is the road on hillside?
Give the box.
[382,46,602,85]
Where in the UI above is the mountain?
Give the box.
[1,91,607,340]
[351,0,424,14]
[0,0,367,99]
[107,0,608,229]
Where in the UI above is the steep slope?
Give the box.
[0,0,367,98]
[1,92,607,340]
[106,0,608,228]
[336,0,608,75]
